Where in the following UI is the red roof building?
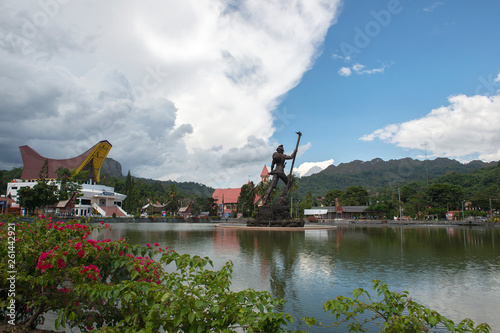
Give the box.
[212,188,241,217]
[212,165,270,217]
[20,140,112,182]
[7,140,128,218]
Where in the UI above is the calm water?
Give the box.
[94,223,500,332]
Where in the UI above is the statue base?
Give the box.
[247,198,304,227]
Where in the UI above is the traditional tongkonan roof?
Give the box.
[20,140,112,182]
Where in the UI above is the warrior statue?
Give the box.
[262,132,301,205]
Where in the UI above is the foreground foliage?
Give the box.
[303,280,491,332]
[0,217,291,332]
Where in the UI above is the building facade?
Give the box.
[6,140,129,217]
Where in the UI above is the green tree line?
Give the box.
[3,160,500,220]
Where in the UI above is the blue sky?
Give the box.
[274,0,500,170]
[1,0,500,188]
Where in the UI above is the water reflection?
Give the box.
[93,223,500,332]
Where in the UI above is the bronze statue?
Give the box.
[247,131,304,227]
[262,132,302,205]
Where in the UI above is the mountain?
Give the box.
[101,158,123,178]
[296,157,496,197]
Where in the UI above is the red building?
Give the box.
[212,165,269,217]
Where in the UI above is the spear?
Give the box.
[288,131,302,179]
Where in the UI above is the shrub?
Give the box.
[308,216,317,223]
[0,217,292,332]
[303,280,490,332]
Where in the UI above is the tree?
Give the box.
[255,181,269,199]
[323,189,344,206]
[191,196,217,217]
[426,183,466,211]
[122,170,142,215]
[344,186,369,206]
[55,167,87,201]
[18,159,58,215]
[238,182,256,217]
[165,184,179,215]
[17,186,38,215]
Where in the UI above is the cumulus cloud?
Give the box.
[338,67,352,77]
[360,94,500,161]
[295,159,334,177]
[0,0,341,187]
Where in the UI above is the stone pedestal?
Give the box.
[247,198,305,227]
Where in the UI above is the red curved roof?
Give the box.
[20,140,111,181]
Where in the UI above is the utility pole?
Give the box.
[398,187,402,222]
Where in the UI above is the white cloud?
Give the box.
[360,94,500,161]
[338,63,385,76]
[338,67,352,77]
[295,159,334,177]
[0,0,341,188]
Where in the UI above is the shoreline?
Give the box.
[5,216,499,228]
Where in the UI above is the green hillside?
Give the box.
[296,157,496,198]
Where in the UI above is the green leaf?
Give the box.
[195,299,205,308]
[353,288,364,298]
[188,312,195,323]
[429,315,439,326]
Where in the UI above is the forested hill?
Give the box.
[100,159,214,198]
[296,157,497,197]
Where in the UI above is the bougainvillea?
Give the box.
[0,217,291,332]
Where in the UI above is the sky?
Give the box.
[1,0,500,189]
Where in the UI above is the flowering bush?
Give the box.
[0,217,292,332]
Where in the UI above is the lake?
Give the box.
[92,222,500,332]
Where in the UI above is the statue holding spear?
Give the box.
[262,131,302,205]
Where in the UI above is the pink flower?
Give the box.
[57,258,66,269]
[74,242,82,250]
[80,264,101,281]
[78,250,85,258]
[146,243,150,248]
[154,242,160,247]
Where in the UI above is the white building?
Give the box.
[6,180,128,217]
[7,140,129,217]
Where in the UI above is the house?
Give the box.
[304,198,380,220]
